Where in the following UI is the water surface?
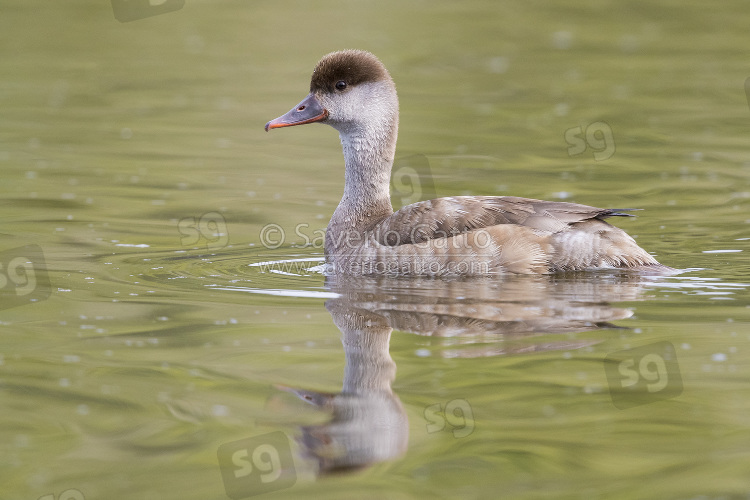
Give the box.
[1,2,750,499]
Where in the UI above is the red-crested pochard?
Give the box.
[265,50,671,276]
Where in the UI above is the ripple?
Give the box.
[208,285,339,299]
[98,245,327,300]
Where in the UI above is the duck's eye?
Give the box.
[335,80,347,91]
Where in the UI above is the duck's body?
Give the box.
[266,50,669,276]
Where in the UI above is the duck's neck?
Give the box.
[327,114,399,249]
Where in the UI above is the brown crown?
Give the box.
[310,50,392,93]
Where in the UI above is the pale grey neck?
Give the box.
[331,116,399,225]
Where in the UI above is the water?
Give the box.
[2,1,750,499]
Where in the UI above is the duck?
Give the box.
[265,49,671,276]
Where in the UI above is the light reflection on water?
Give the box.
[204,255,747,495]
[213,262,670,483]
[18,240,744,497]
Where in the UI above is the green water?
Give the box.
[2,1,750,499]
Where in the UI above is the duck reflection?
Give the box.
[280,272,654,475]
[279,299,407,473]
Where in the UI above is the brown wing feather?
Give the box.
[372,195,625,246]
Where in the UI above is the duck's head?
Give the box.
[265,50,398,137]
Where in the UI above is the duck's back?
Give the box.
[325,195,666,275]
